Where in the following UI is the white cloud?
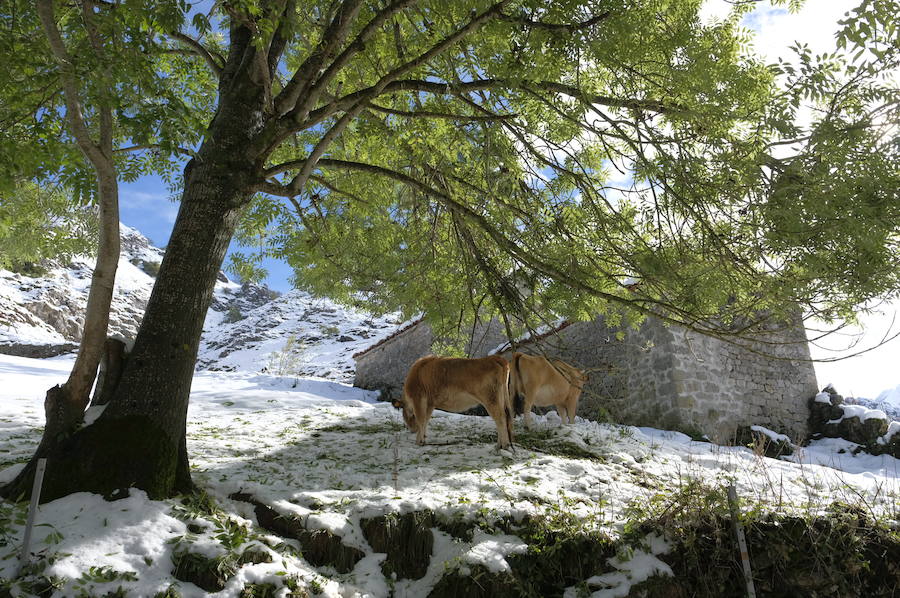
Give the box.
[702,0,859,63]
[122,189,179,225]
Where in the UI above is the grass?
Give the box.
[514,427,607,461]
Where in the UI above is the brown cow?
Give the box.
[398,355,514,449]
[509,353,587,428]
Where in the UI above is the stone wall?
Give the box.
[353,314,818,442]
[662,321,817,442]
[354,321,433,402]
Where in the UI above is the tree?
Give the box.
[0,0,213,499]
[2,0,897,501]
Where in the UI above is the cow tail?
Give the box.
[511,353,524,416]
[504,363,515,444]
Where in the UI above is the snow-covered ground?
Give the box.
[1,353,898,597]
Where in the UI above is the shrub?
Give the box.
[224,305,244,324]
[265,335,308,376]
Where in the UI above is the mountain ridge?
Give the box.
[0,225,402,380]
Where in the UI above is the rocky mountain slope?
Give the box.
[0,225,167,357]
[0,225,402,380]
[198,289,401,381]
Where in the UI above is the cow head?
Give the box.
[392,395,417,430]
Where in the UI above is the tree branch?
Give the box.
[80,0,114,156]
[497,10,611,31]
[36,0,106,167]
[114,144,198,159]
[301,77,681,128]
[290,0,417,117]
[274,0,365,116]
[310,174,369,205]
[307,158,691,321]
[271,2,511,195]
[366,101,517,121]
[167,31,224,77]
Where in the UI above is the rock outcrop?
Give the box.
[809,385,900,458]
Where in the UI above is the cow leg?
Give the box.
[555,403,568,424]
[415,403,434,446]
[566,392,578,424]
[523,396,535,430]
[484,402,511,449]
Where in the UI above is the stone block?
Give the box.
[676,396,695,409]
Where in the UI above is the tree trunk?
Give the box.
[1,17,276,503]
[1,0,127,502]
[0,150,121,505]
[45,172,121,424]
[2,153,255,502]
[91,337,129,407]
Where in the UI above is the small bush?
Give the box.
[141,260,161,277]
[266,335,308,377]
[152,585,181,598]
[319,324,340,336]
[224,305,244,324]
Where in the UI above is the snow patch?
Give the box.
[463,532,528,573]
[750,425,792,444]
[827,404,888,424]
[814,391,833,404]
[572,534,672,598]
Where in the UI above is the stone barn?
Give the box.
[353,314,819,443]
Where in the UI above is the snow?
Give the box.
[24,490,187,589]
[879,422,900,445]
[814,391,833,404]
[462,533,528,573]
[487,317,567,355]
[577,550,672,598]
[1,353,899,596]
[82,404,108,427]
[1,223,408,381]
[876,383,900,408]
[750,425,792,444]
[827,404,889,424]
[197,289,403,380]
[0,225,164,349]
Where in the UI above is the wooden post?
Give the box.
[392,433,400,493]
[16,458,48,578]
[727,484,757,598]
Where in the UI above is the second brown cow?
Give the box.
[509,353,587,428]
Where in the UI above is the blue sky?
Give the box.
[120,175,295,292]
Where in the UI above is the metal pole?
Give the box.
[727,484,757,598]
[16,458,48,578]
